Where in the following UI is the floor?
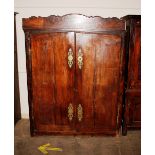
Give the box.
[15,119,141,155]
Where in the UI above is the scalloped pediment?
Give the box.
[23,14,125,32]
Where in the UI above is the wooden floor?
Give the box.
[15,119,141,155]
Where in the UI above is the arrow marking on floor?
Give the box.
[38,143,63,154]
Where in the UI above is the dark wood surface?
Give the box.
[14,12,21,125]
[23,14,125,32]
[75,33,123,133]
[122,15,141,135]
[23,14,126,136]
[31,32,76,133]
[125,90,141,129]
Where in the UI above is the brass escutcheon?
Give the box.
[68,103,73,121]
[78,48,83,69]
[77,104,83,122]
[68,48,73,68]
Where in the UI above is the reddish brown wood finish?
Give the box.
[122,15,141,135]
[31,32,76,134]
[75,33,123,133]
[23,14,125,32]
[125,90,141,129]
[23,14,126,136]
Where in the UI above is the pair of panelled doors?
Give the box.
[31,31,122,135]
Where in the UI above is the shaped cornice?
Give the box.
[23,14,125,32]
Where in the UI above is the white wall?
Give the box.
[14,0,141,118]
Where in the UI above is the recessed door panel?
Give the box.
[31,32,75,132]
[76,33,122,132]
[94,34,121,130]
[31,33,55,126]
[54,33,75,127]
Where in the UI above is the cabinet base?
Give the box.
[31,130,119,137]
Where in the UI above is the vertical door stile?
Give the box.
[74,32,77,128]
[52,35,56,125]
[119,33,126,128]
[25,32,35,134]
[54,34,61,125]
[92,39,97,129]
[116,33,124,130]
[75,33,80,130]
[75,32,80,129]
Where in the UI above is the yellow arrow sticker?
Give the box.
[38,143,63,154]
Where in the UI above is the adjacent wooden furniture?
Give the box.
[14,12,21,125]
[23,14,126,136]
[122,15,141,135]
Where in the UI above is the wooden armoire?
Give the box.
[122,15,141,135]
[23,14,126,136]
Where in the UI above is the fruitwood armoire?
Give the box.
[23,14,126,136]
[122,15,141,135]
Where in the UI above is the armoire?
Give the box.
[22,14,141,136]
[122,15,141,135]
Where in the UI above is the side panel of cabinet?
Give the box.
[125,91,141,128]
[125,18,141,129]
[127,20,141,89]
[30,32,75,134]
[76,33,122,134]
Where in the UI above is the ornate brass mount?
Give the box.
[68,48,73,68]
[68,103,73,121]
[77,104,83,122]
[78,48,83,69]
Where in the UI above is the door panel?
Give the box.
[94,35,121,130]
[54,33,75,127]
[76,33,121,132]
[31,33,55,126]
[31,32,75,132]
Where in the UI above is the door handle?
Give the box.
[77,48,83,69]
[68,48,73,68]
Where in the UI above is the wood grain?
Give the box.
[23,14,125,32]
[23,14,126,136]
[122,15,141,135]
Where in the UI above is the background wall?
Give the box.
[14,0,141,118]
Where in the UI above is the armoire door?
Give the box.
[31,32,75,134]
[75,33,122,134]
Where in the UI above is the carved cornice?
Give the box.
[23,14,125,32]
[26,13,121,20]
